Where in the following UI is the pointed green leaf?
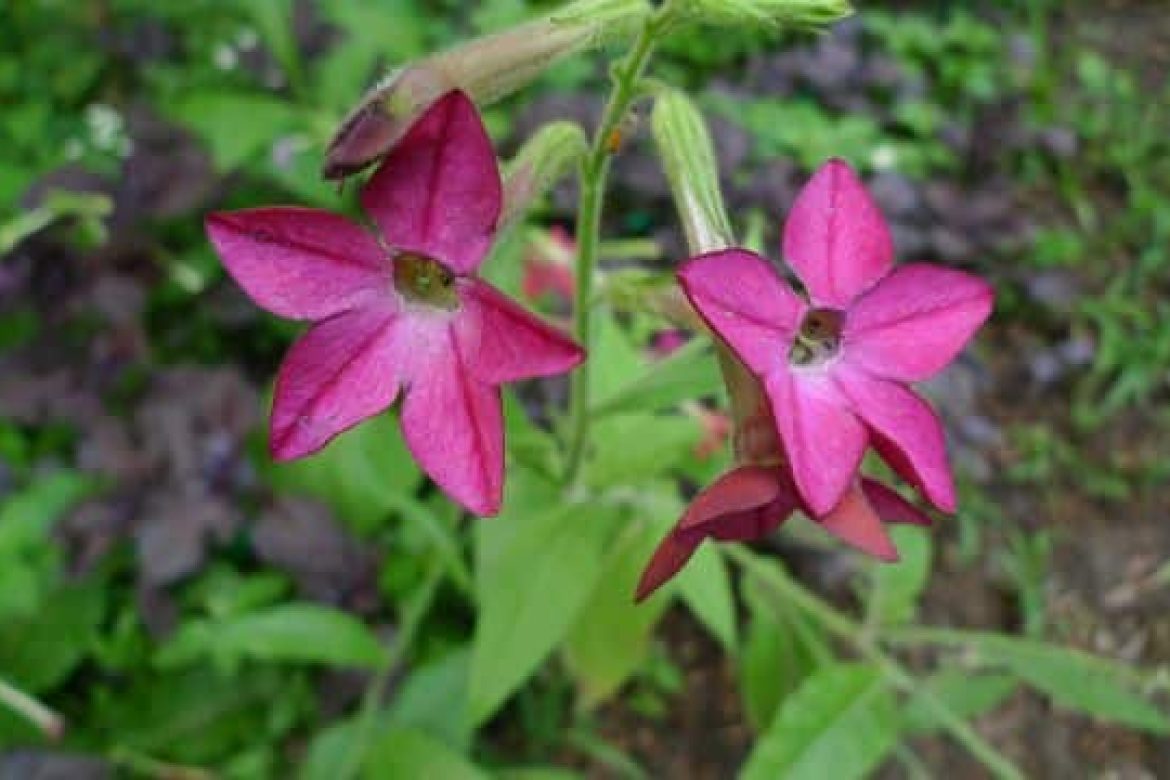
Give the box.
[470,499,619,725]
[866,525,931,628]
[741,664,898,780]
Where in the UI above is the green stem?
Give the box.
[0,677,62,740]
[107,748,214,780]
[564,8,670,483]
[725,546,1025,780]
[337,563,443,780]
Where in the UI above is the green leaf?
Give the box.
[470,498,620,726]
[267,410,421,534]
[386,650,473,751]
[903,670,1018,733]
[0,583,104,692]
[737,575,819,733]
[592,339,722,418]
[90,667,298,764]
[0,471,93,559]
[676,544,737,652]
[741,664,898,780]
[165,92,300,172]
[156,604,387,670]
[590,312,646,402]
[362,728,489,780]
[563,522,670,708]
[962,633,1170,733]
[586,413,698,489]
[866,525,931,628]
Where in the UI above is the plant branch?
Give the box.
[563,7,673,483]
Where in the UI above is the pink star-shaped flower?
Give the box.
[206,91,584,516]
[678,158,993,517]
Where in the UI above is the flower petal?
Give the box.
[782,158,893,308]
[862,479,933,526]
[833,367,956,512]
[817,483,899,561]
[678,249,805,376]
[206,208,389,320]
[361,91,501,275]
[635,466,799,603]
[765,370,867,516]
[635,533,700,604]
[270,307,402,460]
[678,465,794,534]
[454,279,584,384]
[400,330,504,516]
[843,263,993,381]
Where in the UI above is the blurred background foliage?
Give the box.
[1,0,1170,777]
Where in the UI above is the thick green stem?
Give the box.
[564,11,668,482]
[725,546,1025,780]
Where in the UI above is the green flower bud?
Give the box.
[502,122,589,228]
[651,89,734,254]
[324,0,652,180]
[677,0,851,28]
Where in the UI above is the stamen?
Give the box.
[393,252,459,310]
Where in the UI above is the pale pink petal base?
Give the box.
[206,208,389,321]
[766,370,867,516]
[844,263,994,382]
[678,249,805,376]
[455,279,585,384]
[270,307,402,460]
[782,159,892,308]
[400,330,504,516]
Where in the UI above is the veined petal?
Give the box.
[454,279,584,384]
[843,263,993,382]
[207,208,389,320]
[782,159,893,308]
[765,369,866,516]
[816,482,899,561]
[270,306,402,460]
[862,479,933,526]
[678,249,805,376]
[362,91,501,275]
[834,366,956,513]
[400,330,504,516]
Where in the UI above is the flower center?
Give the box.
[393,252,458,310]
[789,307,844,367]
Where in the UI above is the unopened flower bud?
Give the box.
[502,122,589,228]
[651,89,734,254]
[677,0,851,28]
[324,0,652,180]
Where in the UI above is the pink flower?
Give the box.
[206,91,585,516]
[678,159,993,517]
[635,355,930,602]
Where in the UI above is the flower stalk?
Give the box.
[565,6,675,483]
